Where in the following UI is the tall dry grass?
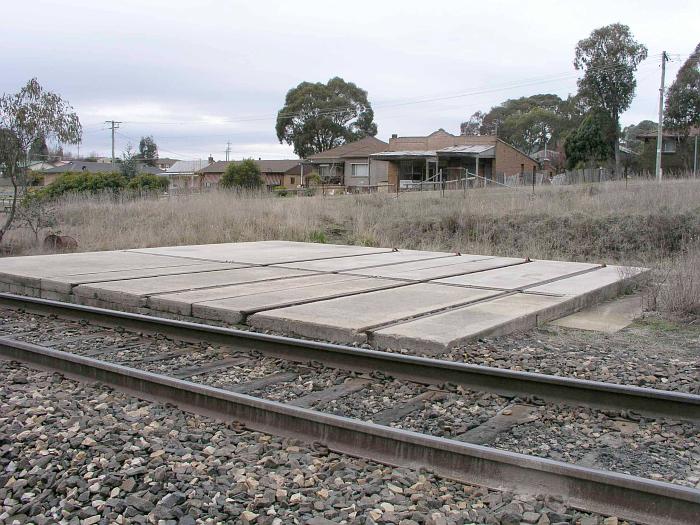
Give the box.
[34,179,698,266]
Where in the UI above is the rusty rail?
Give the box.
[0,337,698,525]
[1,292,698,423]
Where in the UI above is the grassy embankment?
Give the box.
[6,178,700,319]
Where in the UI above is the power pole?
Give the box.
[655,52,668,182]
[225,141,231,162]
[105,120,121,164]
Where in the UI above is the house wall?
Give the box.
[494,141,538,177]
[369,159,389,186]
[387,162,399,192]
[283,173,301,187]
[389,131,498,151]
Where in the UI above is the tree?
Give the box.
[460,94,582,153]
[0,79,81,243]
[119,144,140,179]
[665,43,700,132]
[460,111,485,135]
[220,159,263,189]
[622,120,657,152]
[137,135,159,166]
[29,135,49,161]
[574,23,648,174]
[564,111,616,169]
[276,77,377,158]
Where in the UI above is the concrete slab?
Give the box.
[248,284,501,344]
[191,276,401,324]
[272,249,456,272]
[434,259,601,290]
[342,255,526,281]
[526,265,646,296]
[0,251,221,289]
[149,273,372,317]
[73,266,312,307]
[41,262,240,295]
[372,293,570,353]
[551,293,644,333]
[127,240,392,265]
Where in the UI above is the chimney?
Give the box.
[208,155,214,164]
[391,134,398,139]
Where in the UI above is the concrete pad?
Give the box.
[41,262,239,295]
[127,240,391,265]
[73,266,312,307]
[248,284,501,344]
[0,250,222,289]
[272,249,456,272]
[191,276,401,324]
[551,293,644,333]
[372,293,570,353]
[342,255,525,281]
[526,265,647,296]
[434,259,600,290]
[149,273,371,316]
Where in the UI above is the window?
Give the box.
[350,163,369,178]
[290,176,296,185]
[319,165,330,178]
[662,140,677,153]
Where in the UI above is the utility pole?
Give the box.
[105,120,121,164]
[694,134,698,178]
[225,141,231,162]
[655,52,668,182]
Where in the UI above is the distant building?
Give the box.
[636,127,699,172]
[196,159,301,191]
[154,157,179,170]
[303,136,389,190]
[164,160,211,191]
[371,129,538,190]
[41,161,164,186]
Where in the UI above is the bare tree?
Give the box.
[0,79,81,243]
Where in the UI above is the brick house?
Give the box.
[635,127,699,173]
[303,136,390,190]
[370,129,539,190]
[196,159,301,191]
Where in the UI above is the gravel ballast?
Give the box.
[0,362,628,525]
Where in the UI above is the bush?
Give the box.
[220,159,263,189]
[37,172,126,199]
[127,174,169,192]
[35,171,168,200]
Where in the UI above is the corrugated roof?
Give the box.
[197,159,300,174]
[43,161,163,175]
[438,144,494,156]
[166,160,210,174]
[370,150,438,159]
[306,136,389,160]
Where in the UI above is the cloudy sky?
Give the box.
[2,0,697,161]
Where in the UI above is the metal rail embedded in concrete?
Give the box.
[1,336,697,525]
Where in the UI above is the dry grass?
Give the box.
[21,178,695,265]
[3,178,699,319]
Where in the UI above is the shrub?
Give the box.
[220,159,263,189]
[37,172,126,199]
[127,174,169,192]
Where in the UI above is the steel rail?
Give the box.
[0,337,697,525]
[1,292,699,423]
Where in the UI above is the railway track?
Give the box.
[0,292,698,525]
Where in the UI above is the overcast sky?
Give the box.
[2,0,698,161]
